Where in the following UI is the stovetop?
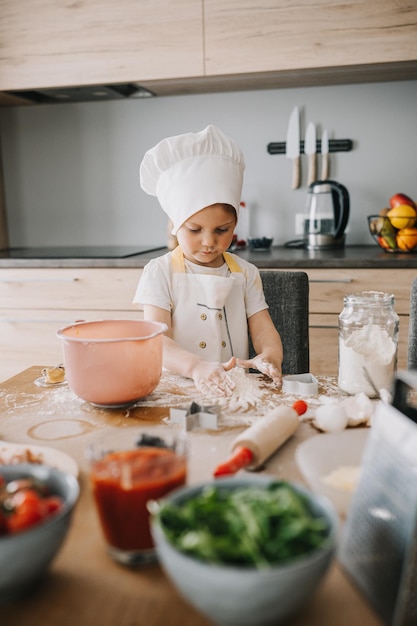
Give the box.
[0,245,165,259]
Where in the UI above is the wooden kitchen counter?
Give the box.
[0,367,382,626]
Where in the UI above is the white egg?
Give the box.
[341,393,373,427]
[314,404,348,433]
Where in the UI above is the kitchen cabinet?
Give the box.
[203,0,417,78]
[298,268,414,376]
[0,268,143,382]
[0,0,416,98]
[0,0,203,93]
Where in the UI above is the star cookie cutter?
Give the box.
[169,401,221,431]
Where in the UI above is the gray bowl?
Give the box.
[151,475,338,626]
[0,464,80,603]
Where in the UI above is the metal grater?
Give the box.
[339,372,417,626]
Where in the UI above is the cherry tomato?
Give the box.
[6,489,45,534]
[1,485,63,535]
[43,496,63,515]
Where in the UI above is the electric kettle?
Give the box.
[304,180,350,250]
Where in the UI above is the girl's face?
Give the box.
[176,204,237,267]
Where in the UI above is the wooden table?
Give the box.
[0,367,383,626]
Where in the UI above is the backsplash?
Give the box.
[0,79,416,248]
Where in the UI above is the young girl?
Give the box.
[134,125,283,397]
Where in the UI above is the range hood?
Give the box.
[5,83,155,104]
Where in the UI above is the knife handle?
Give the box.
[321,154,329,180]
[292,156,301,190]
[307,154,316,186]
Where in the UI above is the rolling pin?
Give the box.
[213,400,307,477]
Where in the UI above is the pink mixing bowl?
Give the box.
[57,319,167,407]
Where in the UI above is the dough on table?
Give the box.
[42,365,66,384]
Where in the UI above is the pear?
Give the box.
[371,216,397,249]
[380,220,397,249]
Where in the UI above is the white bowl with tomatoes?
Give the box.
[0,464,79,602]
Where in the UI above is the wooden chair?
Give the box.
[408,276,417,370]
[249,270,310,375]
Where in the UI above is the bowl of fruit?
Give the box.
[368,193,417,252]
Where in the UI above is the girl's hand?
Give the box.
[192,357,237,397]
[236,356,282,389]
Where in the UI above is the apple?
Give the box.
[389,193,416,210]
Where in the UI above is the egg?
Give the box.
[314,404,348,433]
[341,393,373,427]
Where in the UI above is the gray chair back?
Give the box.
[249,270,310,375]
[408,277,417,370]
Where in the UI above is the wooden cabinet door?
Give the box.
[0,268,144,382]
[0,268,142,311]
[0,308,143,383]
[0,0,203,91]
[204,0,417,76]
[304,268,414,376]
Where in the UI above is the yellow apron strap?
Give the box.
[170,246,186,273]
[223,252,242,273]
[170,247,242,274]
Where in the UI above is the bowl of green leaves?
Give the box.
[150,476,338,626]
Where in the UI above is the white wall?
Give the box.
[1,79,416,248]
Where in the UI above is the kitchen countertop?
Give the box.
[0,245,416,269]
[0,366,382,626]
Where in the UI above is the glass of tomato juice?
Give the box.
[88,427,187,566]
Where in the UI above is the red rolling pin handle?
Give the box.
[292,400,308,417]
[213,447,254,477]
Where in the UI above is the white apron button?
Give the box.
[199,341,207,349]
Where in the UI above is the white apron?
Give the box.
[170,247,249,362]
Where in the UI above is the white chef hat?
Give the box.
[140,125,245,235]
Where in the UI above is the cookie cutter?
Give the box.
[169,401,221,431]
[282,373,318,396]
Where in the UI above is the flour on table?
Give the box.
[206,366,269,412]
[135,367,279,427]
[0,370,348,431]
[130,370,349,428]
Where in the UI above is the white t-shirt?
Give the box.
[133,250,267,320]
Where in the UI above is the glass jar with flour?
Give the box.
[338,291,399,396]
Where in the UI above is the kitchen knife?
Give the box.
[285,106,300,189]
[321,129,329,179]
[305,122,317,186]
